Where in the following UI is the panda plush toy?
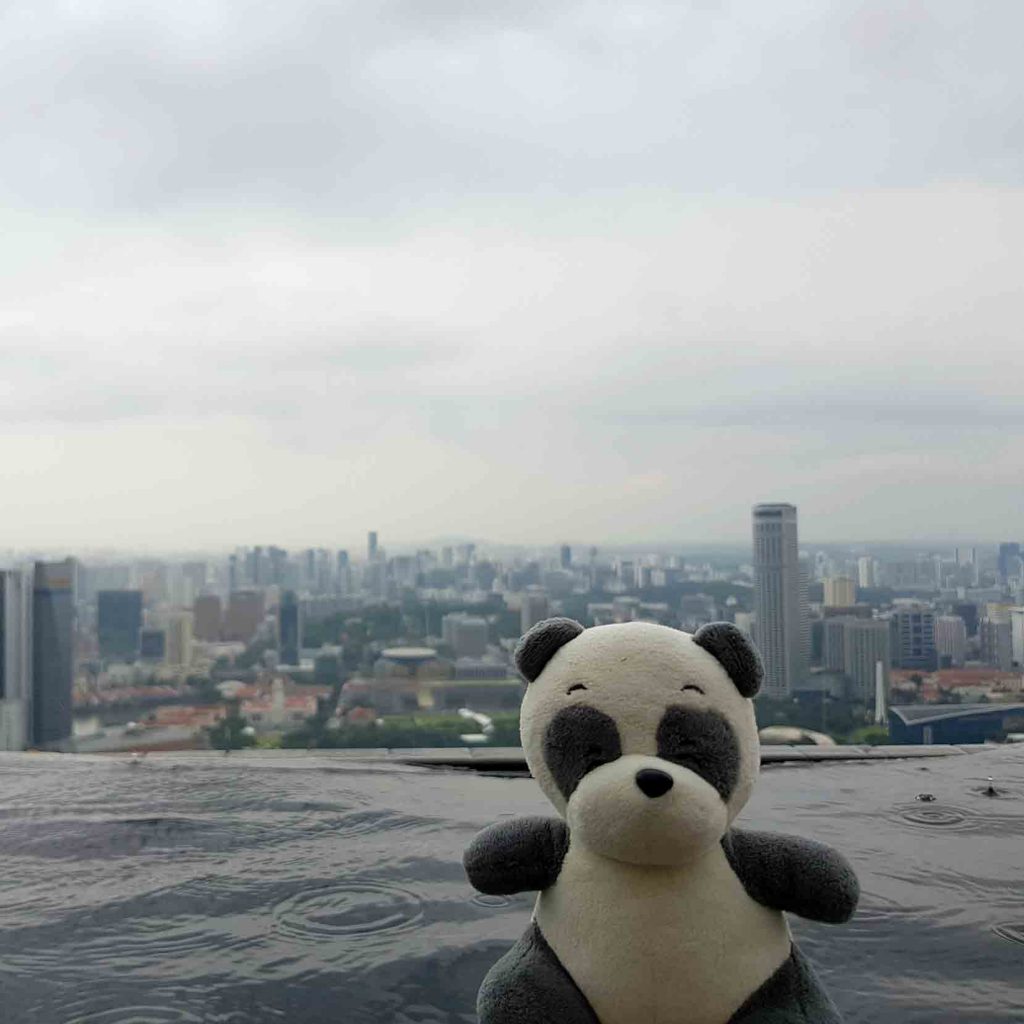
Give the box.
[464,618,859,1024]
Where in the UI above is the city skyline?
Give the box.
[4,528,1024,564]
[3,502,1024,754]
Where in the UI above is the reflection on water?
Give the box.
[0,747,1021,1023]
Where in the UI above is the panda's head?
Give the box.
[516,619,763,868]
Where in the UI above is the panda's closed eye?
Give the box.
[681,684,705,694]
[566,683,589,694]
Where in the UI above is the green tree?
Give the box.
[207,699,256,751]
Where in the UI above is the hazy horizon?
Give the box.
[2,533,1014,565]
[3,2,1023,549]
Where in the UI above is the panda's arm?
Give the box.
[722,828,859,924]
[463,816,570,895]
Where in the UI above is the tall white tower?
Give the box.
[752,503,807,697]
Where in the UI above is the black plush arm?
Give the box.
[463,816,570,895]
[722,827,860,924]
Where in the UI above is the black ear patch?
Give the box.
[515,617,584,683]
[692,622,763,698]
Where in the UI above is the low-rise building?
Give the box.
[889,703,1024,744]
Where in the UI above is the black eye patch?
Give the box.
[544,705,622,800]
[656,706,740,802]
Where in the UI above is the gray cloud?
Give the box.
[2,1,1023,212]
[0,3,1022,547]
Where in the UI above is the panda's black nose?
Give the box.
[635,768,674,799]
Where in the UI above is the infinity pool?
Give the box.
[0,746,1021,1023]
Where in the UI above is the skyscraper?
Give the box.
[278,590,302,666]
[164,611,194,668]
[97,590,143,661]
[998,543,1022,586]
[0,569,32,751]
[520,590,551,635]
[367,531,379,562]
[890,604,938,671]
[223,590,266,642]
[841,619,891,701]
[823,576,857,608]
[752,503,807,696]
[935,615,967,668]
[193,594,223,642]
[336,550,350,594]
[442,613,489,658]
[32,560,76,747]
[856,556,876,589]
[139,628,167,662]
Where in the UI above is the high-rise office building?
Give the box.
[559,545,572,569]
[1010,607,1024,670]
[979,615,1013,670]
[267,547,288,587]
[822,618,847,673]
[32,559,76,747]
[182,561,208,595]
[822,616,890,700]
[278,590,302,666]
[890,604,938,671]
[844,619,891,701]
[935,615,968,668]
[0,569,32,751]
[193,595,223,642]
[164,612,194,668]
[998,543,1022,585]
[139,628,167,662]
[442,613,489,658]
[97,590,143,661]
[951,601,980,637]
[520,590,550,635]
[367,531,379,562]
[954,546,979,587]
[823,576,857,608]
[222,590,266,643]
[857,556,876,589]
[335,550,351,594]
[752,504,807,696]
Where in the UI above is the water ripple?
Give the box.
[471,893,511,909]
[894,803,971,830]
[992,922,1024,946]
[61,1006,203,1024]
[272,881,424,943]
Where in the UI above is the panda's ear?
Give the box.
[693,622,763,698]
[515,617,584,682]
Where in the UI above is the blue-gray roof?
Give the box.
[889,703,1024,726]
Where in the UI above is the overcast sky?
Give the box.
[2,1,1022,552]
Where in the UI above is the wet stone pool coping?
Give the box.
[76,742,994,770]
[1,743,1020,1022]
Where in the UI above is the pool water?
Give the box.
[0,746,1021,1023]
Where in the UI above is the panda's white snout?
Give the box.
[635,768,673,799]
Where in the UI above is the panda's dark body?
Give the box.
[464,620,859,1024]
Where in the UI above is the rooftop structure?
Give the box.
[889,702,1024,744]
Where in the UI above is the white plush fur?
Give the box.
[521,622,791,1024]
